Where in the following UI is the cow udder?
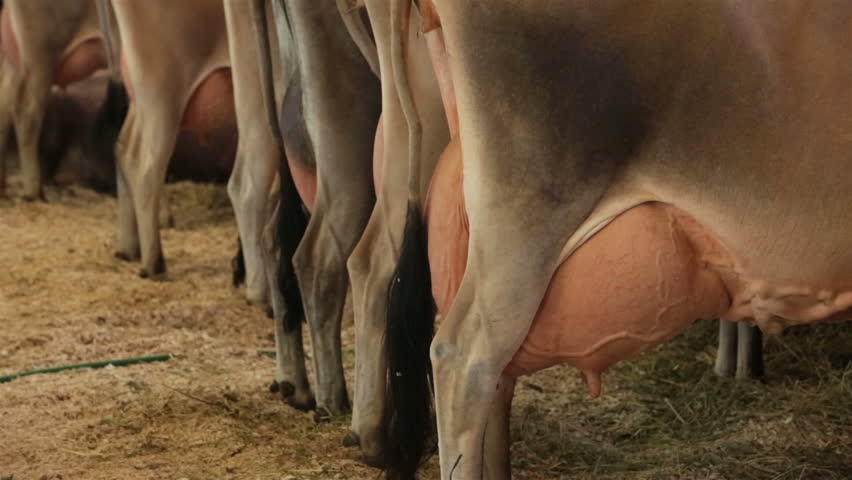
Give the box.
[426,142,730,398]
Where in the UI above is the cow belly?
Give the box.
[427,142,729,397]
[55,38,107,88]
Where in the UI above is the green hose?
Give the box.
[0,354,172,384]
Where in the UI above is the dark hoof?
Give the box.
[265,307,274,319]
[272,380,315,411]
[288,394,316,412]
[139,255,167,279]
[277,381,296,398]
[342,431,360,448]
[314,406,333,423]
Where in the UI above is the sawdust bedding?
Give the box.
[1,173,850,479]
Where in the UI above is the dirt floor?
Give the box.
[1,173,851,480]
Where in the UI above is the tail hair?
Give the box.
[274,155,308,332]
[383,202,436,480]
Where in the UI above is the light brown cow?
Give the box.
[106,0,236,277]
[222,0,285,308]
[342,0,449,465]
[254,0,381,419]
[347,1,766,473]
[382,1,852,478]
[0,0,108,199]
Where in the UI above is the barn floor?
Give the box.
[1,174,851,480]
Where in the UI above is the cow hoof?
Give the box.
[286,392,316,412]
[265,307,274,319]
[274,380,296,397]
[272,380,315,411]
[314,407,333,423]
[140,255,167,279]
[342,431,360,448]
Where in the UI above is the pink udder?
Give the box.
[181,68,236,139]
[55,38,107,88]
[426,144,730,398]
[425,137,467,312]
[505,204,729,396]
[286,152,317,213]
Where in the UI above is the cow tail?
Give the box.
[384,0,436,478]
[87,77,129,195]
[252,0,307,332]
[88,0,128,195]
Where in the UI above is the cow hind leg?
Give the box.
[263,198,314,410]
[226,136,277,305]
[0,61,16,198]
[294,184,373,421]
[345,204,403,466]
[483,376,515,479]
[114,108,140,261]
[118,103,179,278]
[14,69,51,200]
[426,223,569,480]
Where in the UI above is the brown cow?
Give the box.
[104,0,236,277]
[251,0,381,418]
[0,0,108,199]
[380,1,852,478]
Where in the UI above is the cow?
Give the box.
[249,0,381,417]
[342,1,765,470]
[377,1,852,478]
[0,0,110,200]
[103,0,237,278]
[341,0,449,465]
[222,0,285,308]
